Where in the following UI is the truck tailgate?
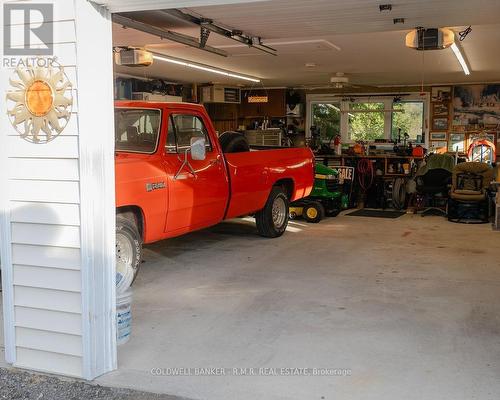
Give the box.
[224,147,314,219]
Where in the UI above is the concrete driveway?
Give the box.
[96,213,500,400]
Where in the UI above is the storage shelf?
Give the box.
[238,115,287,119]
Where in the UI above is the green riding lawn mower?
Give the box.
[289,164,353,223]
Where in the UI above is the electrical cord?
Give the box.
[459,26,472,41]
[357,159,374,192]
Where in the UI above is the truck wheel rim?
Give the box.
[116,233,133,283]
[306,208,318,219]
[272,197,287,228]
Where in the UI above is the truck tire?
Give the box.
[303,201,325,223]
[219,131,250,153]
[255,187,289,238]
[116,215,142,289]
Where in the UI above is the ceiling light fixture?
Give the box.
[152,54,261,83]
[450,42,470,75]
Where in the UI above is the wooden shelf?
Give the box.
[316,154,423,160]
[238,115,286,119]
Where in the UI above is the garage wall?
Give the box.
[0,0,116,379]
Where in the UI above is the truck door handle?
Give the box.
[210,155,222,166]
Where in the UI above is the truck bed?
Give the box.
[224,147,314,219]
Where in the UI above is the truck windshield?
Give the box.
[115,108,161,153]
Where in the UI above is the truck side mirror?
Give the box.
[190,137,206,160]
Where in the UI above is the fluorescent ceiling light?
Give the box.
[152,55,261,83]
[450,43,470,75]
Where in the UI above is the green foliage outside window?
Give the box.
[392,102,424,141]
[311,103,341,141]
[311,100,425,143]
[348,103,384,141]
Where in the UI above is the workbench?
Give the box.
[314,154,424,177]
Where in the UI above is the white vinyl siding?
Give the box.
[7,136,80,158]
[14,286,82,313]
[16,327,83,357]
[11,244,81,270]
[16,348,82,377]
[11,202,80,225]
[9,181,81,204]
[13,265,81,292]
[8,159,80,181]
[1,0,116,379]
[1,0,84,376]
[15,307,82,336]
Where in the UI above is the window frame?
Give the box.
[306,93,429,145]
[390,100,425,142]
[166,113,213,154]
[114,107,162,155]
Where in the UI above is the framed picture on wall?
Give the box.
[431,86,452,102]
[431,141,448,150]
[432,103,449,117]
[453,84,500,126]
[448,133,465,152]
[432,117,449,131]
[430,132,447,140]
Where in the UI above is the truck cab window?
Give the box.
[166,116,177,153]
[115,108,161,153]
[170,114,212,152]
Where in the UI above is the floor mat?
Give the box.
[347,209,406,218]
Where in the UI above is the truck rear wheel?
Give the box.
[256,187,289,238]
[116,215,142,290]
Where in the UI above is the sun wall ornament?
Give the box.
[6,61,73,143]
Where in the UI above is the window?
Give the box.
[307,94,428,144]
[311,103,341,141]
[391,101,424,142]
[115,108,161,153]
[167,114,212,152]
[348,102,385,141]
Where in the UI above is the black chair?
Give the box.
[415,168,452,216]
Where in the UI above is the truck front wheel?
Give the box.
[116,215,142,290]
[255,187,289,238]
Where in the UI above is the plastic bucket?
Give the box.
[116,265,133,295]
[116,289,133,345]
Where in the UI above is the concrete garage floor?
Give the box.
[98,213,500,400]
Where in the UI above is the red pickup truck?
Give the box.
[114,101,314,283]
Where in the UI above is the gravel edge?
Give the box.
[0,367,189,400]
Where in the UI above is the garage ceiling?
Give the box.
[112,0,500,87]
[95,0,266,13]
